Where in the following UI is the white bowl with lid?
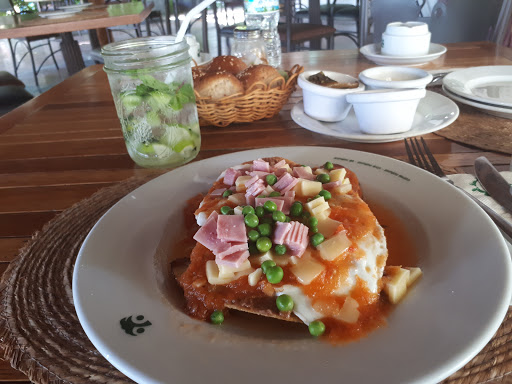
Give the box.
[346,88,426,134]
[298,70,365,122]
[381,21,431,57]
[359,66,433,90]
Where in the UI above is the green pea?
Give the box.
[275,244,286,255]
[256,236,272,253]
[249,242,259,255]
[285,216,291,222]
[276,294,294,312]
[266,174,278,186]
[308,320,325,337]
[290,201,303,217]
[244,213,259,228]
[264,200,277,212]
[311,233,325,247]
[319,190,331,200]
[310,226,318,234]
[261,260,276,274]
[266,265,284,284]
[302,211,311,219]
[324,161,334,170]
[258,223,272,237]
[272,210,286,222]
[269,191,281,197]
[248,229,260,242]
[308,217,318,228]
[316,173,331,184]
[255,206,265,217]
[222,189,233,198]
[242,205,255,216]
[220,206,233,215]
[210,310,224,325]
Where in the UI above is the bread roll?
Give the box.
[206,55,248,75]
[237,65,284,91]
[194,72,244,100]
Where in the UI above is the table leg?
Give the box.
[60,32,86,75]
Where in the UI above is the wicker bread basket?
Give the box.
[194,64,304,127]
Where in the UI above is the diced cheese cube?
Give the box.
[317,217,343,238]
[329,168,347,182]
[314,168,328,175]
[317,231,351,261]
[302,166,313,174]
[291,254,325,285]
[338,297,359,323]
[281,163,292,173]
[404,267,422,286]
[235,175,252,192]
[250,251,274,266]
[334,182,352,195]
[305,196,331,219]
[205,260,236,285]
[218,259,251,279]
[263,185,275,195]
[248,268,262,286]
[233,206,244,215]
[228,193,246,206]
[294,179,323,197]
[273,254,294,266]
[384,267,410,304]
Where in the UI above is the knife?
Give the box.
[474,156,512,215]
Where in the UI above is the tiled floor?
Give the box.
[0,8,358,97]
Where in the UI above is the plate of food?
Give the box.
[359,43,447,66]
[73,146,511,384]
[291,91,459,143]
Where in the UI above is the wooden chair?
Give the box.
[279,0,336,52]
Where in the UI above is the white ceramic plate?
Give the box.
[360,43,447,66]
[443,66,512,108]
[56,3,92,11]
[39,9,81,18]
[443,86,512,120]
[290,91,459,143]
[73,147,511,384]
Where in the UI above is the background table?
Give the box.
[0,41,511,383]
[0,2,153,74]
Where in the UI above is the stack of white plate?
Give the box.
[442,66,512,119]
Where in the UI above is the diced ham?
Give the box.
[273,173,298,193]
[275,168,288,177]
[255,197,285,212]
[273,222,292,245]
[211,188,227,196]
[193,212,227,253]
[216,242,249,259]
[246,194,256,206]
[283,221,309,257]
[217,215,247,242]
[323,180,342,189]
[245,175,260,189]
[281,191,296,214]
[273,159,287,169]
[252,159,270,172]
[223,168,242,186]
[216,250,250,268]
[293,167,316,181]
[246,179,265,196]
[248,171,270,179]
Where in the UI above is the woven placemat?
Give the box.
[0,174,511,384]
[433,89,512,155]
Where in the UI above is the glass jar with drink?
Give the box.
[102,36,200,168]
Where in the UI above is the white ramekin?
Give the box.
[381,21,431,57]
[298,70,365,122]
[346,88,426,134]
[359,66,433,90]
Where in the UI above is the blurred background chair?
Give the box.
[0,0,61,88]
[212,0,244,55]
[172,0,210,52]
[0,71,34,116]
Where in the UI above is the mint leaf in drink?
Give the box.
[139,74,170,93]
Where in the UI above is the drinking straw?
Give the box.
[176,0,217,43]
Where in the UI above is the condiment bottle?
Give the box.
[231,26,268,66]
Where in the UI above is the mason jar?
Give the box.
[231,26,268,66]
[102,36,200,169]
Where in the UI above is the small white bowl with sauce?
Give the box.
[298,70,365,122]
[346,88,426,135]
[359,66,433,90]
[381,21,431,57]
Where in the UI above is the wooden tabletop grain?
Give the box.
[0,41,511,383]
[0,2,153,39]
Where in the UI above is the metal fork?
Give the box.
[404,137,512,239]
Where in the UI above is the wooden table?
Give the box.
[0,2,154,75]
[0,41,511,383]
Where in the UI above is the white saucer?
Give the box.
[443,66,512,108]
[360,43,447,66]
[291,90,459,143]
[443,85,512,120]
[39,9,81,18]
